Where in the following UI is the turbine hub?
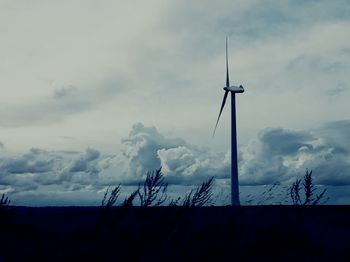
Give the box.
[224,85,244,93]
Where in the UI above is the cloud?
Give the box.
[69,148,101,177]
[53,85,79,99]
[315,120,350,150]
[114,122,350,187]
[0,79,124,127]
[0,0,349,205]
[0,0,349,155]
[239,125,350,186]
[1,121,350,197]
[0,121,350,205]
[326,83,348,96]
[287,54,346,74]
[158,146,230,184]
[0,148,56,175]
[0,123,229,192]
[258,128,313,155]
[120,123,186,177]
[115,123,230,185]
[0,148,105,194]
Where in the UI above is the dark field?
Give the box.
[1,206,349,261]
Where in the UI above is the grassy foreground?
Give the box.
[0,205,349,261]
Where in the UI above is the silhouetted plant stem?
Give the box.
[0,194,10,206]
[101,184,121,208]
[183,177,214,207]
[138,167,168,207]
[290,169,327,205]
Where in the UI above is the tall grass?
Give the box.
[0,194,10,207]
[290,170,327,205]
[101,168,327,207]
[138,168,168,207]
[101,167,214,207]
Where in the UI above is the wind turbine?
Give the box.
[213,37,244,206]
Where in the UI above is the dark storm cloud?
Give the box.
[258,128,312,155]
[0,148,55,174]
[0,148,104,193]
[69,148,101,177]
[0,149,63,189]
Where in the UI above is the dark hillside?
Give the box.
[1,206,349,261]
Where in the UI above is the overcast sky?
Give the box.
[0,0,349,205]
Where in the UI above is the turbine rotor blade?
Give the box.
[213,90,229,136]
[226,37,230,87]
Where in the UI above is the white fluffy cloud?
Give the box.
[101,123,229,185]
[239,126,350,185]
[158,146,230,183]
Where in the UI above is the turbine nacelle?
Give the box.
[224,85,244,93]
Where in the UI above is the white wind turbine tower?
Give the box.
[213,37,244,206]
